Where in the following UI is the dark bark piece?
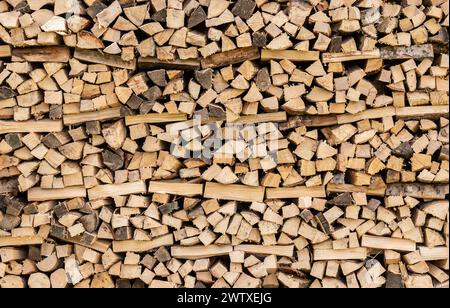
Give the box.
[132,280,145,288]
[195,69,213,90]
[80,232,96,245]
[208,103,226,118]
[0,87,15,100]
[380,44,434,60]
[23,203,38,215]
[430,28,449,46]
[126,94,144,110]
[392,142,413,159]
[86,0,108,19]
[152,9,167,23]
[300,209,314,222]
[116,279,132,288]
[28,246,42,262]
[120,105,133,117]
[0,179,19,195]
[49,105,63,120]
[255,67,270,92]
[114,226,133,240]
[315,212,333,234]
[139,101,156,114]
[252,32,267,47]
[331,192,353,206]
[385,272,404,288]
[0,214,21,231]
[366,199,381,211]
[329,36,342,52]
[79,213,99,233]
[154,246,171,262]
[86,121,101,135]
[147,69,167,87]
[188,6,206,28]
[42,132,71,149]
[4,134,22,150]
[14,1,31,14]
[50,224,67,239]
[142,86,162,102]
[232,0,256,19]
[53,203,69,219]
[158,201,179,215]
[5,198,25,216]
[102,149,124,171]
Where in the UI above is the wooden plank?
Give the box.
[138,57,200,70]
[112,234,174,253]
[322,50,380,63]
[63,107,122,125]
[74,48,136,70]
[171,245,233,259]
[0,120,63,134]
[28,186,87,201]
[261,49,320,62]
[201,47,260,69]
[266,186,326,199]
[327,183,386,197]
[52,235,110,254]
[12,47,70,62]
[380,44,434,60]
[386,183,449,200]
[234,245,295,257]
[337,107,397,124]
[419,246,449,261]
[395,106,449,120]
[313,248,368,260]
[361,235,416,252]
[148,181,204,197]
[204,182,265,203]
[125,113,188,126]
[0,236,44,248]
[87,181,147,200]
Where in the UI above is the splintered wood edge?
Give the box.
[87,181,147,200]
[171,245,233,259]
[125,113,188,126]
[0,120,63,134]
[12,46,70,62]
[112,234,174,253]
[0,235,44,247]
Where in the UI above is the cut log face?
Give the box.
[0,0,448,289]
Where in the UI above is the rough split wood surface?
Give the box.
[0,0,449,289]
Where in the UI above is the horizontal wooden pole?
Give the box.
[171,245,233,259]
[261,49,320,62]
[74,48,136,70]
[0,120,63,134]
[234,112,287,124]
[380,44,434,60]
[138,57,200,70]
[112,234,174,253]
[327,183,386,197]
[322,49,380,63]
[88,181,147,200]
[386,183,449,200]
[396,105,449,119]
[52,235,110,253]
[12,46,70,62]
[234,245,294,257]
[125,113,188,126]
[28,186,86,201]
[337,106,397,125]
[419,246,449,261]
[313,248,367,260]
[204,182,265,203]
[201,47,260,69]
[361,235,416,252]
[148,181,204,197]
[0,236,44,248]
[63,107,122,125]
[266,186,326,199]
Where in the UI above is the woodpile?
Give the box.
[0,0,449,289]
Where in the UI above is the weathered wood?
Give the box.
[386,183,449,200]
[0,120,63,134]
[63,108,122,125]
[87,181,147,200]
[112,234,174,253]
[261,49,320,62]
[74,49,136,70]
[12,47,70,62]
[138,58,200,70]
[380,44,434,60]
[125,113,188,126]
[201,47,260,69]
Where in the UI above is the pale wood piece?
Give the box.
[0,236,44,248]
[28,187,86,201]
[171,245,233,259]
[361,235,416,252]
[112,234,174,253]
[0,120,63,134]
[148,181,204,197]
[204,183,265,203]
[87,181,147,200]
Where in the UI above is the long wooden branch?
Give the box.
[0,236,44,248]
[87,181,147,200]
[201,47,260,69]
[28,186,87,201]
[112,234,174,253]
[0,120,63,134]
[63,107,123,125]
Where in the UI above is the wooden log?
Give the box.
[0,236,44,248]
[361,235,416,252]
[313,248,367,261]
[386,183,449,200]
[337,107,396,125]
[396,106,449,120]
[148,181,204,197]
[201,47,260,69]
[419,247,449,261]
[204,183,265,203]
[380,44,434,60]
[327,183,386,197]
[87,181,147,200]
[74,49,136,70]
[261,49,320,62]
[322,50,381,63]
[266,186,326,199]
[52,235,110,254]
[0,120,63,134]
[125,113,188,126]
[138,58,200,70]
[112,234,174,253]
[0,45,12,57]
[171,245,233,259]
[63,107,122,125]
[12,47,70,62]
[234,245,294,257]
[28,187,87,201]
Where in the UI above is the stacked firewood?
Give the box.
[0,0,449,288]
